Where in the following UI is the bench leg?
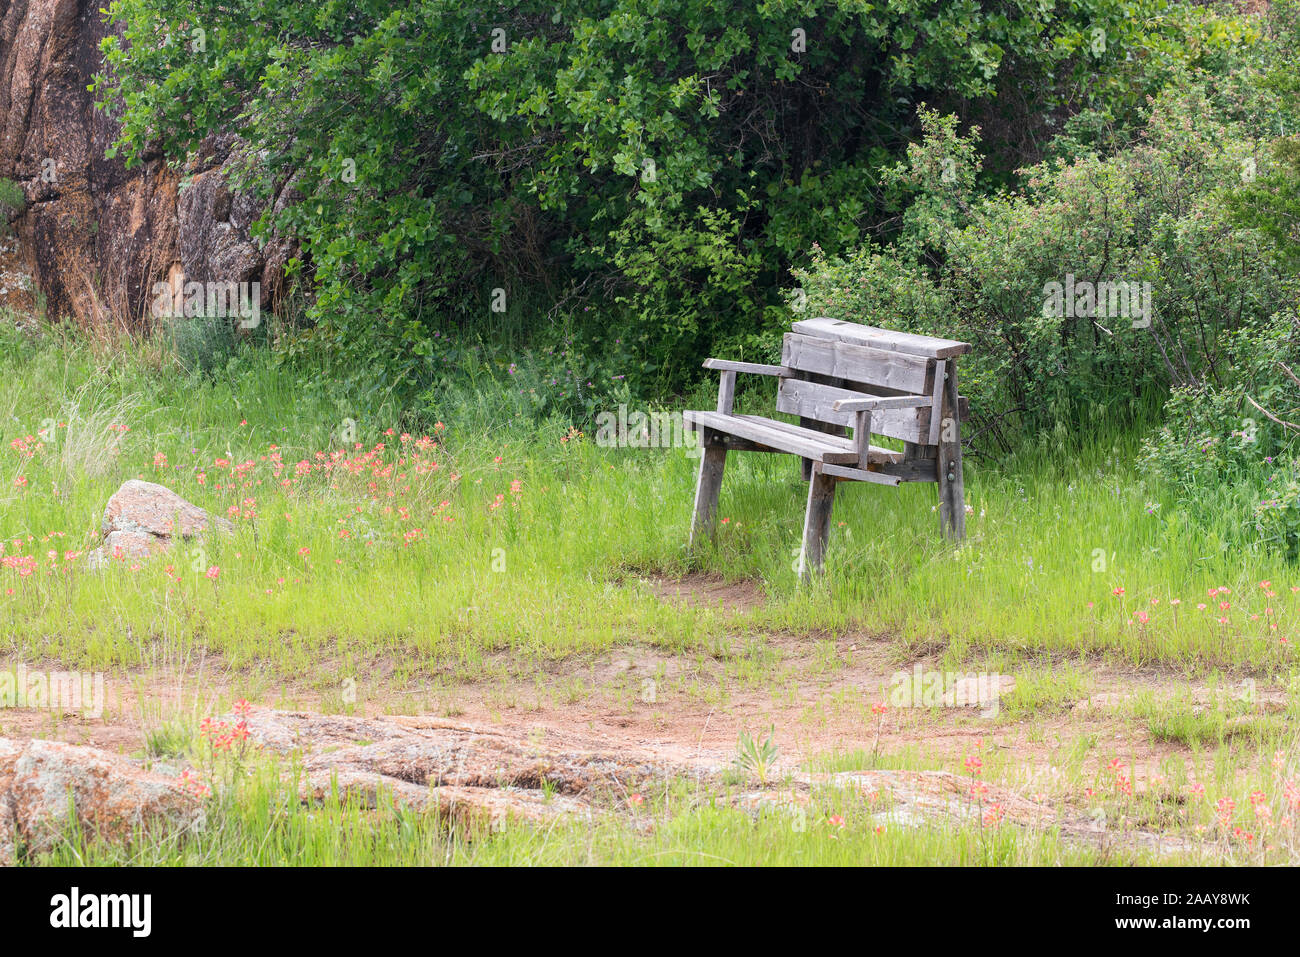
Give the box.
[798,462,836,579]
[937,466,964,541]
[936,362,966,541]
[689,446,727,547]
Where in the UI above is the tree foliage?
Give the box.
[94,0,1217,394]
[793,14,1290,440]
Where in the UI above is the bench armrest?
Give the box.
[702,359,786,376]
[832,395,931,413]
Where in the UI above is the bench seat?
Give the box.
[682,318,971,579]
[683,411,904,466]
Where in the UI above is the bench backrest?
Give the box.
[775,318,971,445]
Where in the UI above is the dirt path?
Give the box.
[1,570,1293,863]
[1,575,1285,784]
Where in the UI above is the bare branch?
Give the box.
[1276,360,1300,389]
[1246,394,1300,433]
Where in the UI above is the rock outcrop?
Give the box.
[241,710,659,830]
[0,737,201,865]
[87,479,231,569]
[0,0,293,325]
[0,708,1197,863]
[232,710,1072,835]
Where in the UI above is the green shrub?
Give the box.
[1140,312,1300,555]
[792,51,1293,440]
[1219,0,1300,264]
[94,0,1244,395]
[418,321,635,430]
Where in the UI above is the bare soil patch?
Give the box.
[1,579,1290,856]
[1,632,1278,789]
[644,571,766,614]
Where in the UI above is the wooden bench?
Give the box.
[683,317,972,578]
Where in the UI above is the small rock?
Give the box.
[87,480,230,569]
[101,479,231,538]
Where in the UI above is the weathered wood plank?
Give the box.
[775,379,967,438]
[689,446,727,547]
[782,333,934,394]
[696,427,781,453]
[684,411,860,463]
[936,361,966,540]
[832,394,932,413]
[684,412,901,464]
[730,414,852,450]
[854,409,873,469]
[775,379,929,443]
[716,369,736,414]
[926,359,946,446]
[703,358,787,376]
[798,463,837,579]
[792,317,972,359]
[730,415,903,463]
[876,458,940,483]
[820,462,904,486]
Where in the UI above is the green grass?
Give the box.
[1128,689,1293,751]
[9,316,1300,865]
[26,759,1198,867]
[2,318,1298,683]
[999,663,1094,719]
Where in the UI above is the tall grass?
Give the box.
[30,761,1195,867]
[1,317,1298,682]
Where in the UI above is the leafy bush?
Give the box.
[94,0,1232,395]
[1139,312,1300,555]
[1225,0,1300,268]
[792,25,1293,442]
[1135,5,1300,555]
